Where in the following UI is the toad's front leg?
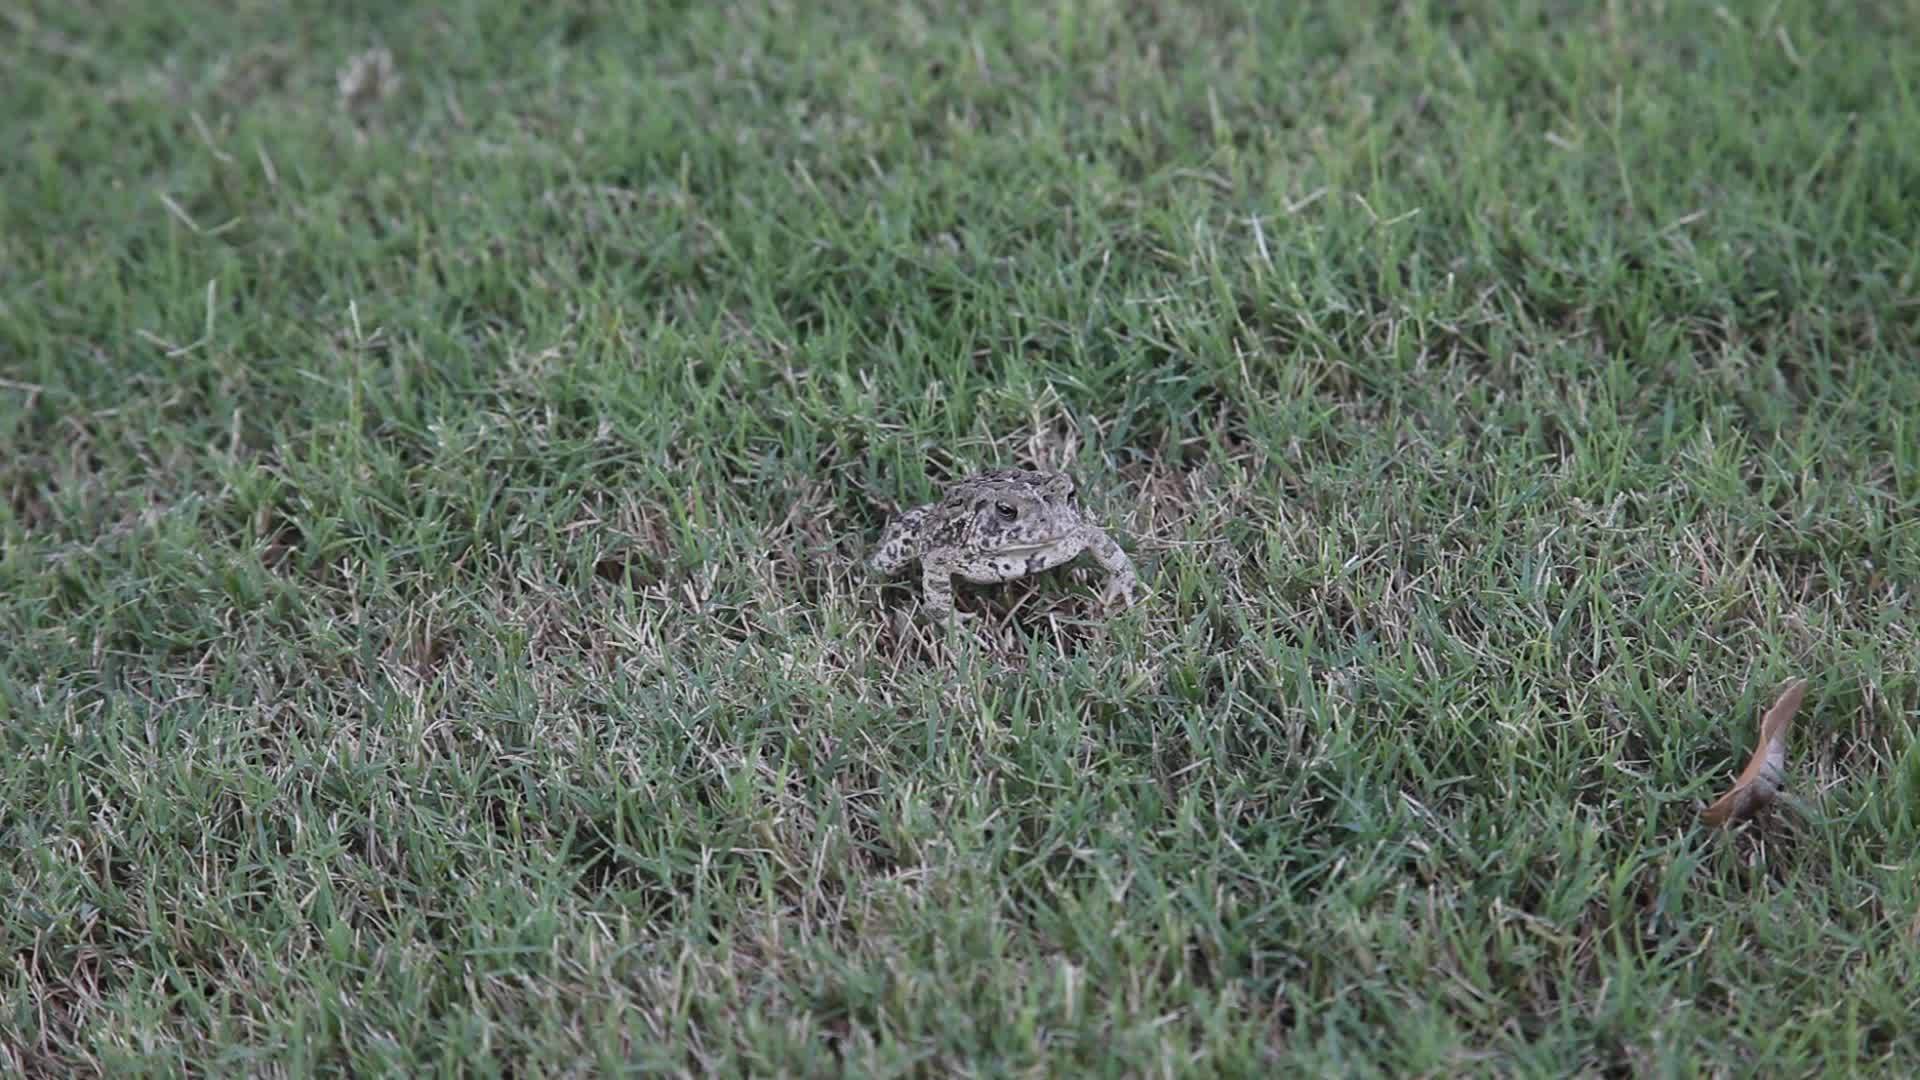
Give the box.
[918,552,968,624]
[1081,527,1141,609]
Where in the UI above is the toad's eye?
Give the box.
[994,501,1018,522]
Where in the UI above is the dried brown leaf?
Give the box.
[1701,679,1806,827]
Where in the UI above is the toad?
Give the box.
[868,467,1141,623]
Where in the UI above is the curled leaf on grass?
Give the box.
[1701,679,1807,827]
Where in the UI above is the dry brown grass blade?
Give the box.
[1701,679,1807,827]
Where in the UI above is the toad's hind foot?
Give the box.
[868,506,932,576]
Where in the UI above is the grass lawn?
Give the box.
[5,0,1919,1073]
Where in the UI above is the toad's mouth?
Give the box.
[991,537,1071,554]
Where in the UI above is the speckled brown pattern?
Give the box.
[868,468,1141,623]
